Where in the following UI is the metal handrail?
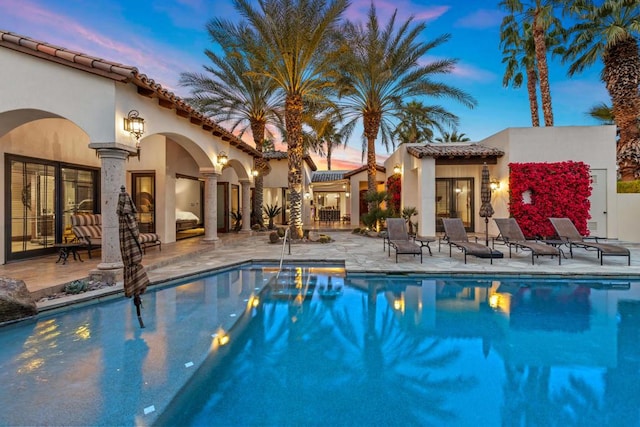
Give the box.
[276,227,291,280]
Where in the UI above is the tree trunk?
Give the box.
[286,93,304,239]
[250,119,267,227]
[604,36,640,181]
[326,140,333,170]
[533,13,553,127]
[526,65,540,127]
[363,110,382,213]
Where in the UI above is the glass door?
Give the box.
[217,182,229,232]
[132,173,155,233]
[435,178,474,232]
[7,159,56,260]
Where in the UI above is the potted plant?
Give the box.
[263,204,282,229]
[230,210,242,232]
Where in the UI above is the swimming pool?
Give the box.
[1,265,639,426]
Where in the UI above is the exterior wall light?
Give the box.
[251,169,259,177]
[490,179,500,191]
[393,164,401,174]
[123,110,145,159]
[218,151,229,166]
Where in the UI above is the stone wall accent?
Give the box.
[0,277,37,323]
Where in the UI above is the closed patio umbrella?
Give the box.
[117,186,150,328]
[479,163,494,246]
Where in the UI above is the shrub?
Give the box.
[269,232,280,243]
[65,280,88,294]
[277,227,286,238]
[617,180,640,193]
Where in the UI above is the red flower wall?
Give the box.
[387,174,401,215]
[509,161,592,238]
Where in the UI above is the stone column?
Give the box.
[201,168,220,245]
[90,145,130,282]
[240,179,252,233]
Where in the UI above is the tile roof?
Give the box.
[406,143,504,159]
[0,30,261,158]
[311,170,347,182]
[343,164,385,178]
[262,150,318,171]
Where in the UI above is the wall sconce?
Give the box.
[123,110,145,159]
[218,151,229,166]
[345,192,350,198]
[393,164,401,174]
[304,192,311,200]
[251,169,259,177]
[490,179,500,191]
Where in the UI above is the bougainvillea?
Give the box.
[509,161,592,238]
[386,174,402,216]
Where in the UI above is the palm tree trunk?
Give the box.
[250,119,267,227]
[364,111,381,210]
[533,13,553,127]
[526,65,540,127]
[326,140,333,170]
[604,36,640,181]
[286,93,304,239]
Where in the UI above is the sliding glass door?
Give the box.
[435,178,474,232]
[5,155,99,261]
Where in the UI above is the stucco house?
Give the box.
[0,28,630,277]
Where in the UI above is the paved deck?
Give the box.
[1,229,640,313]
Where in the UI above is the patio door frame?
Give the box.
[435,177,475,233]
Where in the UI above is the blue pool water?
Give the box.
[1,265,639,426]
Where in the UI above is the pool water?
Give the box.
[158,272,640,427]
[0,265,639,426]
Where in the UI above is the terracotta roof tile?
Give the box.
[343,164,385,178]
[0,29,261,159]
[406,143,504,159]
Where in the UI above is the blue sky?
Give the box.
[0,0,609,169]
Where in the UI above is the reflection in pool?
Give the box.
[159,272,640,427]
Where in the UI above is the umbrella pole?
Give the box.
[485,217,489,247]
[134,294,145,328]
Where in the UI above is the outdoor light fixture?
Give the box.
[251,169,259,177]
[345,192,350,198]
[490,179,500,191]
[304,192,311,199]
[393,164,401,174]
[123,110,145,159]
[218,151,229,166]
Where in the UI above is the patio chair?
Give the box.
[441,218,501,264]
[386,218,422,263]
[549,218,630,265]
[494,218,562,265]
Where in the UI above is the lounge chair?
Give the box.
[494,218,562,265]
[441,218,501,264]
[386,218,422,263]
[549,218,630,265]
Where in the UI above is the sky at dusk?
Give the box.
[0,0,610,170]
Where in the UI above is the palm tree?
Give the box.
[501,19,541,126]
[337,4,476,199]
[434,129,471,142]
[300,101,348,170]
[393,101,459,144]
[499,0,564,127]
[231,0,349,238]
[586,102,615,125]
[179,19,284,228]
[562,0,640,181]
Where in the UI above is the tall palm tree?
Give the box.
[434,129,471,142]
[562,0,640,181]
[307,106,349,170]
[232,0,349,238]
[501,18,541,126]
[393,100,459,144]
[500,0,564,127]
[337,4,476,198]
[179,19,284,228]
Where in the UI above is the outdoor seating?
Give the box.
[71,213,161,258]
[549,218,630,265]
[386,218,422,263]
[441,218,501,264]
[494,218,562,265]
